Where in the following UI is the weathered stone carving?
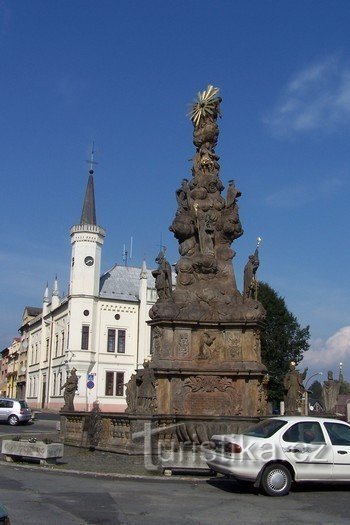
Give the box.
[125,374,138,414]
[198,332,216,360]
[149,85,265,323]
[151,326,163,356]
[257,374,270,416]
[127,86,268,438]
[322,370,343,413]
[61,368,78,411]
[243,248,260,300]
[86,400,102,449]
[178,332,190,357]
[152,250,172,300]
[229,334,242,360]
[135,361,157,413]
[284,362,308,415]
[184,375,232,392]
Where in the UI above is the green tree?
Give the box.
[309,380,323,402]
[258,281,310,404]
[339,380,350,395]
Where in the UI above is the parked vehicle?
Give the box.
[205,416,350,496]
[0,503,10,524]
[0,398,31,426]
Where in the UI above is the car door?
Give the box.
[323,421,350,480]
[0,399,6,420]
[280,421,333,480]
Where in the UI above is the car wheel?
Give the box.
[8,415,19,426]
[261,463,292,497]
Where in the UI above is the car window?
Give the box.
[244,419,287,438]
[19,401,29,409]
[283,422,326,443]
[324,423,350,446]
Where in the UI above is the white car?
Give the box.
[205,416,350,496]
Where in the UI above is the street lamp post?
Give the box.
[304,372,323,415]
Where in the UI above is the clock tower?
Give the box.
[67,158,106,371]
[69,164,105,297]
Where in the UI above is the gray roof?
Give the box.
[24,307,42,317]
[99,264,155,301]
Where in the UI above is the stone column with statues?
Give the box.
[126,86,268,450]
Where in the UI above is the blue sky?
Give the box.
[1,0,350,383]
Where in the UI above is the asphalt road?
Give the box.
[0,464,350,525]
[0,414,59,437]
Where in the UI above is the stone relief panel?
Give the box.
[182,375,243,416]
[222,330,242,361]
[174,329,192,360]
[198,331,218,360]
[151,326,163,357]
[241,329,262,362]
[172,378,185,414]
[252,329,262,362]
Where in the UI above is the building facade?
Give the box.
[22,164,157,412]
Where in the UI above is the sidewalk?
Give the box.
[0,432,211,480]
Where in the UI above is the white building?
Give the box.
[24,164,157,412]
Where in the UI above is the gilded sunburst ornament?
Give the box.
[189,85,221,126]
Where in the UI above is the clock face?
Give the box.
[84,256,94,267]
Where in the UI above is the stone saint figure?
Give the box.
[283,363,308,415]
[152,251,172,300]
[322,371,342,413]
[136,361,156,412]
[176,178,190,213]
[243,249,259,300]
[226,180,241,208]
[61,368,78,411]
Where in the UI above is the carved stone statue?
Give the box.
[136,361,156,412]
[243,248,259,300]
[61,368,78,411]
[176,179,190,213]
[87,400,102,449]
[283,362,308,415]
[226,180,241,208]
[152,250,172,300]
[322,370,343,413]
[125,373,138,413]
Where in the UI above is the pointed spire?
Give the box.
[52,275,59,297]
[51,275,60,309]
[140,259,147,279]
[43,283,50,303]
[80,146,97,226]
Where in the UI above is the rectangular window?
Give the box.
[45,339,49,361]
[117,330,126,354]
[52,373,57,396]
[116,372,124,396]
[105,371,125,397]
[107,329,116,352]
[61,332,65,355]
[55,334,59,357]
[81,325,89,350]
[105,371,114,396]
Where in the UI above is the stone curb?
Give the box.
[0,459,214,484]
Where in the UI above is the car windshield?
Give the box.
[19,401,29,409]
[243,419,288,438]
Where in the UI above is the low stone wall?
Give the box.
[60,411,261,456]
